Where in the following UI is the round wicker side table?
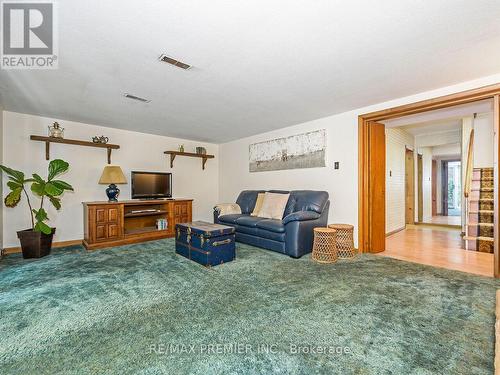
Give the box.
[311,227,337,264]
[328,224,356,259]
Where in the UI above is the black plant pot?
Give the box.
[17,228,56,259]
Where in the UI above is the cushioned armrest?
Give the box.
[282,211,320,225]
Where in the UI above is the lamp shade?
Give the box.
[98,165,127,184]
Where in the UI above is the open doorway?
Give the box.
[380,98,495,276]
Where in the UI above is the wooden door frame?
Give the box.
[405,148,415,225]
[358,82,500,277]
[418,154,424,222]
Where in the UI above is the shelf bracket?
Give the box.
[170,153,176,168]
[202,157,208,170]
[107,148,112,164]
[45,141,50,160]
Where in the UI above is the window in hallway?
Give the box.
[445,160,461,216]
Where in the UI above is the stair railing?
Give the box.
[464,129,474,198]
[463,129,474,248]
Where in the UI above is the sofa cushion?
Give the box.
[255,228,286,242]
[219,214,247,224]
[259,192,290,219]
[236,190,265,214]
[236,225,259,236]
[235,215,265,227]
[282,211,320,225]
[256,219,285,233]
[286,190,329,215]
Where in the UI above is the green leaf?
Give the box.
[48,159,69,181]
[31,182,45,196]
[7,180,22,190]
[44,182,63,196]
[49,196,61,210]
[51,180,73,191]
[4,187,22,207]
[33,208,48,222]
[34,221,52,234]
[0,165,24,183]
[32,173,44,184]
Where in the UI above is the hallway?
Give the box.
[379,226,493,277]
[426,215,461,226]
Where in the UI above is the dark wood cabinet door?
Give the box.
[107,224,120,239]
[96,208,107,224]
[174,204,181,217]
[108,208,119,223]
[181,204,188,215]
[96,224,107,241]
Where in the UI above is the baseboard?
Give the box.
[3,239,83,255]
[385,226,405,237]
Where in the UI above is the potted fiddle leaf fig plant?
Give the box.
[0,159,74,259]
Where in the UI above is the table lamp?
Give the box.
[99,165,127,201]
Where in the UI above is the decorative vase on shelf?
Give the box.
[48,122,64,138]
[92,136,109,144]
[179,145,185,152]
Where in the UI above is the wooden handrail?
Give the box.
[464,129,474,198]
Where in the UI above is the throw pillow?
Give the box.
[215,203,241,217]
[258,192,290,220]
[251,193,265,216]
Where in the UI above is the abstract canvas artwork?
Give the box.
[249,129,326,172]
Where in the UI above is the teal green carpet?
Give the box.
[1,239,499,374]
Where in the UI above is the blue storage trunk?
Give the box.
[175,221,236,267]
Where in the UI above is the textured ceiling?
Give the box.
[2,0,500,143]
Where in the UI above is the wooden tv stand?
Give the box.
[83,199,192,250]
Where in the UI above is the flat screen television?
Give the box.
[131,171,172,199]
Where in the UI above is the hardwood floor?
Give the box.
[380,226,493,277]
[421,215,461,226]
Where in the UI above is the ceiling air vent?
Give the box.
[159,54,191,70]
[124,93,151,103]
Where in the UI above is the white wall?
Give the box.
[385,128,414,233]
[2,112,219,248]
[218,72,500,247]
[473,112,494,168]
[431,143,460,157]
[419,147,433,222]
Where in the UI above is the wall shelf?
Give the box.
[30,135,120,164]
[164,151,214,170]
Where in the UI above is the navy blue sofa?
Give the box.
[214,190,330,258]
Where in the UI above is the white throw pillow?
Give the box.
[251,193,265,216]
[258,192,290,220]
